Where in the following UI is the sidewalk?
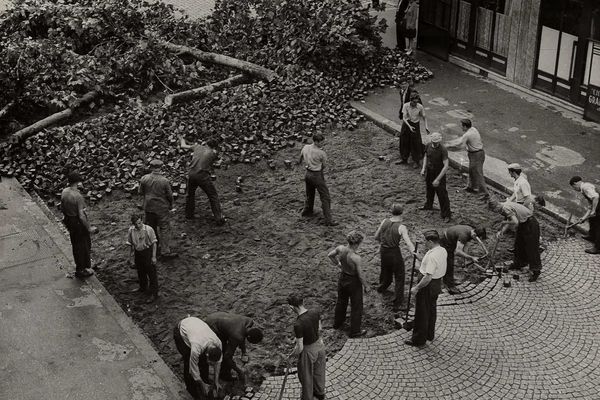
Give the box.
[356,2,600,225]
[0,178,190,400]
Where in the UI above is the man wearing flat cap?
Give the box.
[507,163,534,210]
[139,159,176,258]
[405,230,447,347]
[61,171,95,278]
[420,132,452,223]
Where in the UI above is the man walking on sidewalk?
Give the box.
[179,135,226,226]
[139,159,176,258]
[395,0,410,51]
[446,119,489,199]
[569,176,600,255]
[399,93,429,168]
[299,133,338,226]
[60,171,94,279]
[438,225,487,294]
[421,132,451,222]
[374,203,416,311]
[507,163,534,210]
[490,200,542,282]
[404,230,447,347]
[328,230,368,338]
[126,213,159,303]
[288,294,326,400]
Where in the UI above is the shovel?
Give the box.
[563,213,573,238]
[277,354,293,400]
[402,242,419,331]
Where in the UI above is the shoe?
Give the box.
[528,273,540,282]
[215,218,227,226]
[479,194,490,201]
[585,248,600,255]
[219,374,236,382]
[350,330,367,338]
[412,163,420,169]
[146,294,159,304]
[130,287,146,294]
[185,215,194,220]
[443,217,451,223]
[75,269,94,279]
[508,263,524,270]
[406,49,413,56]
[161,252,178,259]
[582,235,594,242]
[419,206,433,211]
[465,187,478,193]
[324,221,339,227]
[447,287,460,295]
[404,339,425,347]
[395,160,408,165]
[301,209,313,217]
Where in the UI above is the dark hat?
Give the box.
[67,172,83,184]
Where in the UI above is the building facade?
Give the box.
[418,0,600,118]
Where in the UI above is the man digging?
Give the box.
[374,203,416,312]
[569,176,600,255]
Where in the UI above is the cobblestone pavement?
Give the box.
[256,238,600,399]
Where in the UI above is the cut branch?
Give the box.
[158,41,277,82]
[165,74,249,106]
[9,91,98,144]
[0,100,15,120]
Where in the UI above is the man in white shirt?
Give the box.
[570,176,600,254]
[173,316,223,398]
[507,163,534,210]
[405,230,447,347]
[298,133,338,226]
[126,213,159,302]
[446,119,489,199]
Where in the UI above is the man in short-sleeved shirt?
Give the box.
[398,93,429,167]
[405,230,447,347]
[299,133,337,226]
[439,225,487,291]
[507,163,533,210]
[126,214,158,300]
[492,201,542,282]
[205,312,263,381]
[570,176,600,254]
[173,316,222,398]
[421,133,452,222]
[288,294,326,400]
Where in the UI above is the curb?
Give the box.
[351,102,589,235]
[12,178,192,400]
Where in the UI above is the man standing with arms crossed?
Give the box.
[61,171,94,278]
[569,176,600,254]
[446,119,490,199]
[179,136,226,226]
[299,133,338,226]
[139,159,176,258]
[374,204,416,312]
[287,294,326,400]
[405,230,447,347]
[421,132,452,222]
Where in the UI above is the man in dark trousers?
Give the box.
[446,119,490,199]
[173,316,223,399]
[204,312,264,382]
[126,213,159,303]
[288,294,326,400]
[299,133,338,226]
[328,230,369,338]
[179,135,226,226]
[405,230,447,347]
[490,200,542,282]
[395,0,410,50]
[399,92,429,168]
[374,203,416,311]
[569,176,600,254]
[438,225,488,294]
[60,171,94,278]
[420,132,452,222]
[139,159,176,257]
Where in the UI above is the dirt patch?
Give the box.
[82,122,562,395]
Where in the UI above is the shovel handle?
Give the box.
[405,242,419,322]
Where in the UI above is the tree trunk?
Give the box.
[164,74,248,106]
[158,41,277,82]
[10,91,98,143]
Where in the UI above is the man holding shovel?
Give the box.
[404,230,447,347]
[438,225,487,294]
[374,203,416,311]
[569,176,600,255]
[287,294,326,400]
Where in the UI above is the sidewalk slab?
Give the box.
[354,52,600,226]
[0,178,190,400]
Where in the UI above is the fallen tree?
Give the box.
[159,41,277,83]
[164,74,249,106]
[9,91,98,143]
